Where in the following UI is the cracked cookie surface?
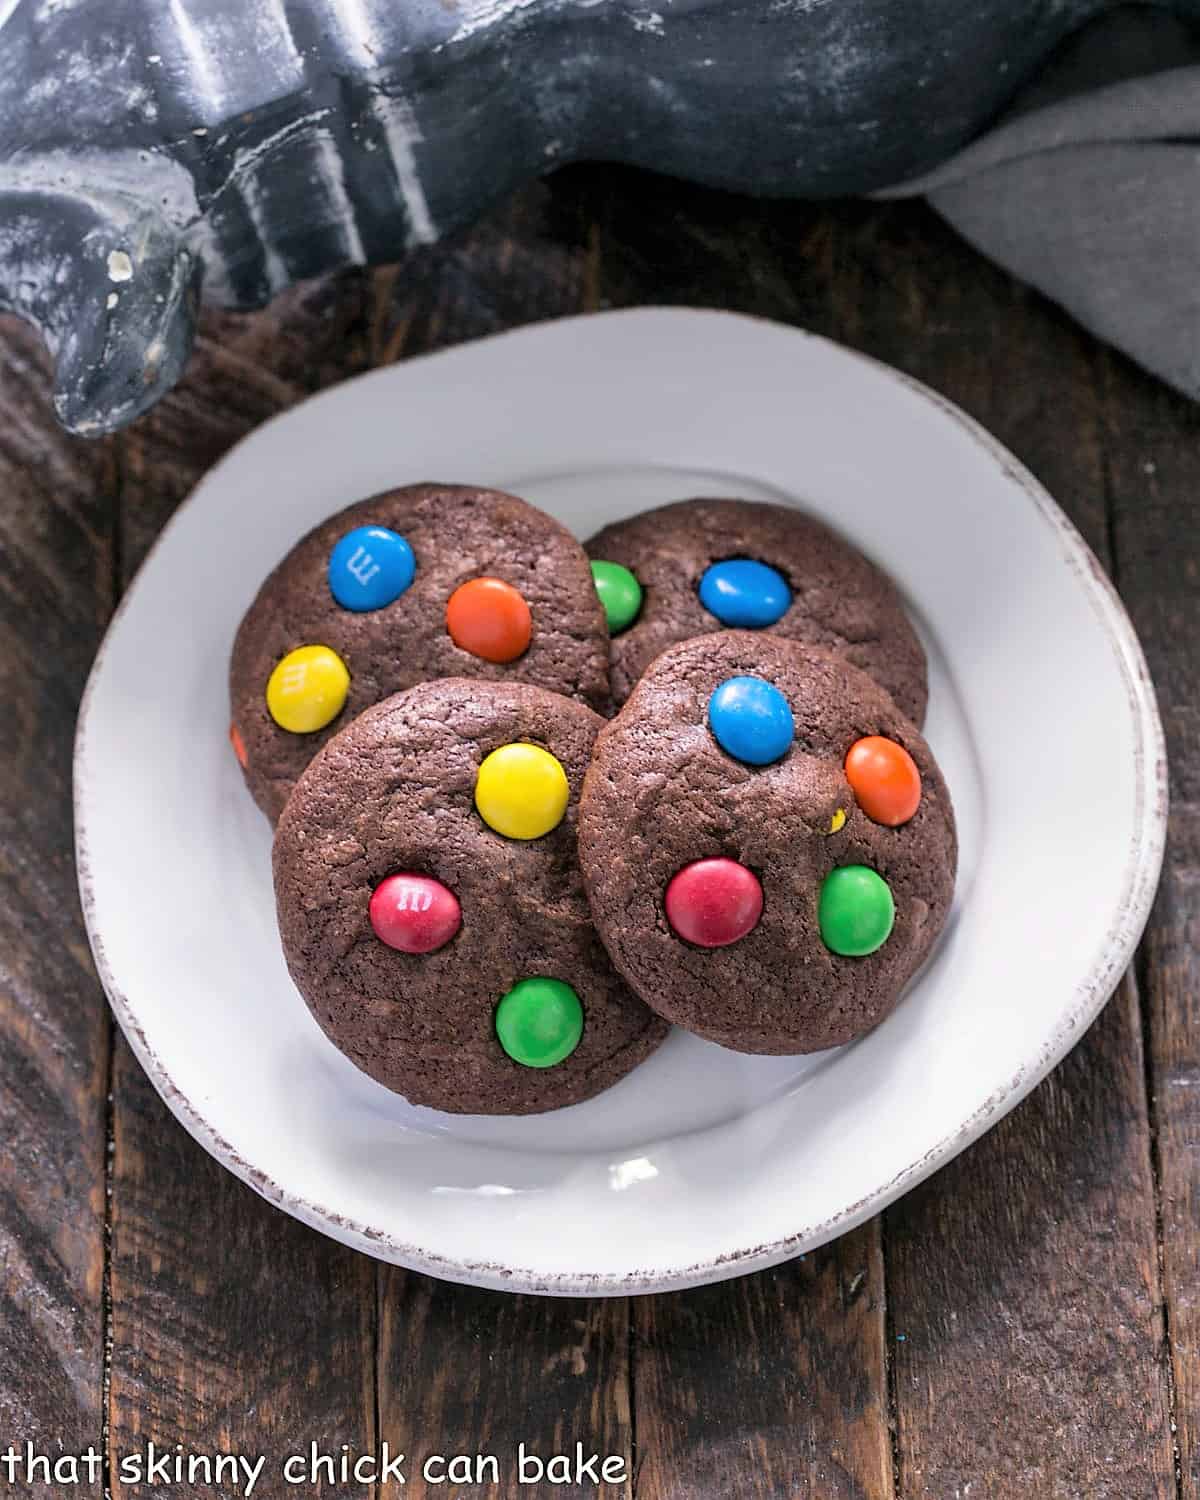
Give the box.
[578,634,956,1054]
[586,497,927,719]
[232,483,611,822]
[274,679,667,1114]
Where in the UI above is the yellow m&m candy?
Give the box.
[475,743,569,840]
[266,645,350,733]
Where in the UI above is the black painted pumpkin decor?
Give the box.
[0,0,1190,432]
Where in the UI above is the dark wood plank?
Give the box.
[634,1227,892,1500]
[378,1273,632,1498]
[888,977,1173,1499]
[107,1045,377,1499]
[107,282,379,1500]
[1099,349,1200,1498]
[0,315,115,1494]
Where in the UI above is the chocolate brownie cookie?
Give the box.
[586,498,927,720]
[578,633,956,1054]
[273,679,667,1114]
[231,483,611,822]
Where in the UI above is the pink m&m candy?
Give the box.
[369,873,462,955]
[665,858,763,948]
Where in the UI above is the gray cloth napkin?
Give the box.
[883,8,1200,397]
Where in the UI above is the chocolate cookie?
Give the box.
[578,633,956,1054]
[586,498,927,720]
[231,483,611,821]
[273,679,667,1114]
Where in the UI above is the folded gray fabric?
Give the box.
[883,9,1200,397]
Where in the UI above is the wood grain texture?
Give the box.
[106,1044,377,1499]
[377,1272,632,1498]
[0,315,115,1494]
[887,977,1174,1500]
[1099,350,1200,1498]
[105,280,380,1500]
[633,1227,892,1500]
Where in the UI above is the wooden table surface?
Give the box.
[2,167,1197,1500]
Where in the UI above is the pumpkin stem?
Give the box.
[0,186,200,437]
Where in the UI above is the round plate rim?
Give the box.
[73,306,1168,1296]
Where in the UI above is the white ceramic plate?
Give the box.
[75,309,1166,1295]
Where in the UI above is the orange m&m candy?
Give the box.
[229,722,248,769]
[845,736,922,827]
[446,577,532,663]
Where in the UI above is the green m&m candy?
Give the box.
[590,560,642,635]
[818,865,895,956]
[495,977,584,1067]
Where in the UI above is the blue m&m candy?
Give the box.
[698,559,791,628]
[329,526,415,611]
[708,675,794,765]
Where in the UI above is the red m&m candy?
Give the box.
[369,873,462,954]
[665,858,763,948]
[845,736,922,827]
